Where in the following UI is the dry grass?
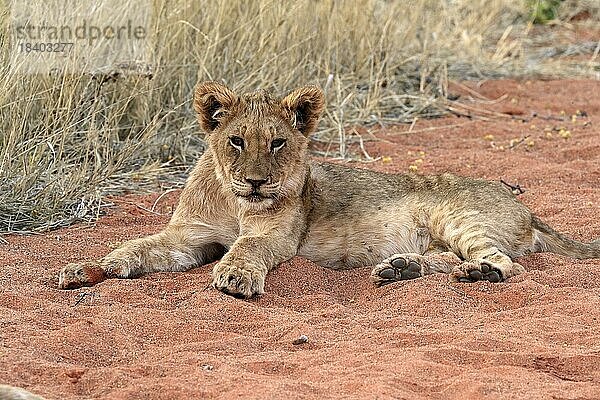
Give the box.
[0,0,598,234]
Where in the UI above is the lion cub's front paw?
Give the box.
[58,261,107,289]
[211,261,266,299]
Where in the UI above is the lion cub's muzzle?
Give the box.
[231,178,281,202]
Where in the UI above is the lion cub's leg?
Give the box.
[211,234,298,299]
[371,251,462,286]
[449,246,525,283]
[58,225,223,289]
[371,246,526,286]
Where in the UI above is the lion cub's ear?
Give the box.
[194,82,240,133]
[281,85,325,136]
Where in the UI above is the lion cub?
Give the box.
[59,82,600,298]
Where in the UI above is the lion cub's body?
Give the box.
[58,82,600,297]
[298,161,534,269]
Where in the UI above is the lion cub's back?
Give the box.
[307,160,524,216]
[309,160,530,220]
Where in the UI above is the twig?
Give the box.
[201,280,213,292]
[445,284,473,299]
[349,129,374,161]
[445,101,527,122]
[501,179,526,195]
[151,188,178,213]
[535,115,566,122]
[136,204,162,215]
[408,117,418,132]
[73,291,97,306]
[508,135,530,150]
[449,80,493,101]
[384,120,478,136]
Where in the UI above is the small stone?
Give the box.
[292,335,309,345]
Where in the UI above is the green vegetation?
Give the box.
[528,0,563,23]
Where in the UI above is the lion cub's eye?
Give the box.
[229,136,245,150]
[270,138,286,152]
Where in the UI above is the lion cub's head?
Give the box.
[194,82,324,208]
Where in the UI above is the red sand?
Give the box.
[1,80,599,400]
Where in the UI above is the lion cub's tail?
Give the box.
[532,216,600,259]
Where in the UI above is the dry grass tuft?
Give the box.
[0,0,598,234]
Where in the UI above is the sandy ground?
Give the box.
[1,80,599,400]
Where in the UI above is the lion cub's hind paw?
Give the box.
[451,263,502,283]
[371,254,423,287]
[58,262,106,290]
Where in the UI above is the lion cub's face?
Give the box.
[194,82,324,207]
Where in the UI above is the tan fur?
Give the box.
[58,82,600,297]
[0,385,46,400]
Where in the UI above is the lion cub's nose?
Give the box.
[245,178,268,189]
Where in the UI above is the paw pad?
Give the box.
[372,255,423,286]
[457,264,502,283]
